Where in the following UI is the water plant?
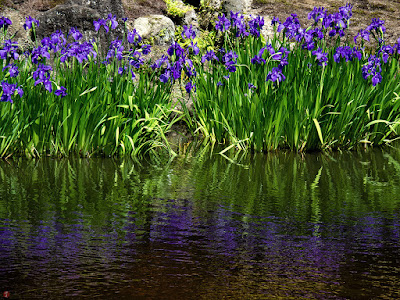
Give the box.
[1,3,400,158]
[192,5,400,152]
[0,14,185,158]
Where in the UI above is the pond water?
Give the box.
[1,148,400,299]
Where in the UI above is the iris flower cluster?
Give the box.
[0,40,19,60]
[0,81,23,103]
[151,27,198,94]
[3,64,19,78]
[362,55,382,86]
[216,12,265,39]
[1,2,400,107]
[33,64,53,92]
[334,46,362,63]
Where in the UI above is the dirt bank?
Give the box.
[252,0,400,44]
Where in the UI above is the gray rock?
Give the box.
[0,7,32,50]
[223,0,252,14]
[183,8,198,26]
[35,0,125,44]
[66,0,124,20]
[36,4,101,40]
[132,15,175,46]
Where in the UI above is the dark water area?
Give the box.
[1,148,400,299]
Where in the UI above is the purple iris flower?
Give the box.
[270,46,290,66]
[0,16,12,30]
[171,60,183,80]
[185,81,195,94]
[182,25,196,39]
[217,81,223,87]
[130,51,144,68]
[201,50,219,63]
[283,13,302,40]
[308,7,326,23]
[41,37,51,48]
[302,34,315,51]
[107,14,119,30]
[248,83,256,90]
[251,47,266,65]
[379,45,394,63]
[0,40,19,60]
[367,18,386,33]
[354,29,370,44]
[160,69,171,83]
[353,47,362,60]
[93,19,109,33]
[127,29,142,45]
[122,17,128,23]
[321,4,352,38]
[69,27,83,41]
[54,86,67,98]
[215,14,231,32]
[339,3,353,20]
[184,57,196,77]
[312,48,328,66]
[167,42,184,58]
[271,16,280,26]
[118,66,127,75]
[223,50,238,73]
[271,16,285,32]
[33,64,53,92]
[23,16,39,30]
[329,29,336,37]
[188,41,199,55]
[141,44,151,55]
[371,72,382,86]
[266,67,286,83]
[3,64,19,78]
[151,55,169,70]
[49,30,67,52]
[60,41,96,63]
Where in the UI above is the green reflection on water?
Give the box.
[1,147,400,226]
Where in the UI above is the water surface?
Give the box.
[1,148,400,299]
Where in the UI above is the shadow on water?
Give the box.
[0,147,400,299]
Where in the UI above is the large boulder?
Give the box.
[36,4,101,41]
[132,15,175,46]
[36,0,125,42]
[66,0,124,20]
[223,0,252,13]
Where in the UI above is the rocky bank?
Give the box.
[1,0,399,50]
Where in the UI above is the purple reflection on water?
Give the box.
[1,200,400,299]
